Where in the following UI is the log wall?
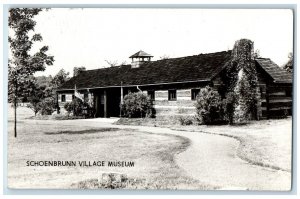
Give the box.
[266,84,292,118]
[153,89,197,117]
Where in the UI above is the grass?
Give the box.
[8,106,215,189]
[44,128,119,135]
[115,116,181,127]
[27,114,86,120]
[116,116,292,172]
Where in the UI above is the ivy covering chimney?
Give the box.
[231,39,260,122]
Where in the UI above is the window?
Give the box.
[168,90,177,101]
[191,89,200,100]
[147,90,155,100]
[61,94,66,102]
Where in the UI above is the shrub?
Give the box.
[195,86,224,125]
[27,97,42,116]
[178,115,194,125]
[37,97,56,115]
[121,92,155,118]
[64,98,87,116]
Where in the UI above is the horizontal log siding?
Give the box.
[57,91,91,114]
[259,84,267,118]
[57,93,73,114]
[266,85,292,118]
[153,89,196,117]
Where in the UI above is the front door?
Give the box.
[94,92,105,117]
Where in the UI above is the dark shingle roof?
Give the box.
[58,51,292,91]
[59,50,232,90]
[129,50,153,58]
[255,58,292,83]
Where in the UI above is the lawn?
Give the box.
[7,106,292,190]
[7,106,215,189]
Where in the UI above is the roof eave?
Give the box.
[56,79,211,92]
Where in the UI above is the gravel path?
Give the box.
[22,118,291,190]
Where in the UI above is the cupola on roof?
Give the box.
[129,50,153,58]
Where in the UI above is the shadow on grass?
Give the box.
[8,120,24,124]
[44,128,120,135]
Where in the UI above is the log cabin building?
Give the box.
[57,39,292,119]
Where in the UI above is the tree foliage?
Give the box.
[26,77,45,115]
[9,8,54,136]
[51,69,70,89]
[8,8,54,105]
[253,49,261,59]
[104,60,127,67]
[26,69,70,116]
[283,52,293,73]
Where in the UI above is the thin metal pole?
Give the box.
[120,81,123,118]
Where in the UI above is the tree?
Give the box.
[51,69,70,88]
[159,55,170,60]
[35,75,53,88]
[26,77,44,116]
[284,52,293,73]
[253,49,261,59]
[105,60,127,67]
[8,8,54,137]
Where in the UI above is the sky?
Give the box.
[20,8,293,77]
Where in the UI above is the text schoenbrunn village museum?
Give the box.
[57,39,292,119]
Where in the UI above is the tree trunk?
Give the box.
[14,84,17,138]
[14,78,18,138]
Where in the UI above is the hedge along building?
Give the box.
[57,39,292,119]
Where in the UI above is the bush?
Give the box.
[27,97,42,116]
[121,92,155,118]
[178,115,194,125]
[195,86,225,125]
[37,97,56,115]
[64,98,90,116]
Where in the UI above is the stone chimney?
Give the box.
[73,67,86,77]
[232,39,260,120]
[232,39,254,71]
